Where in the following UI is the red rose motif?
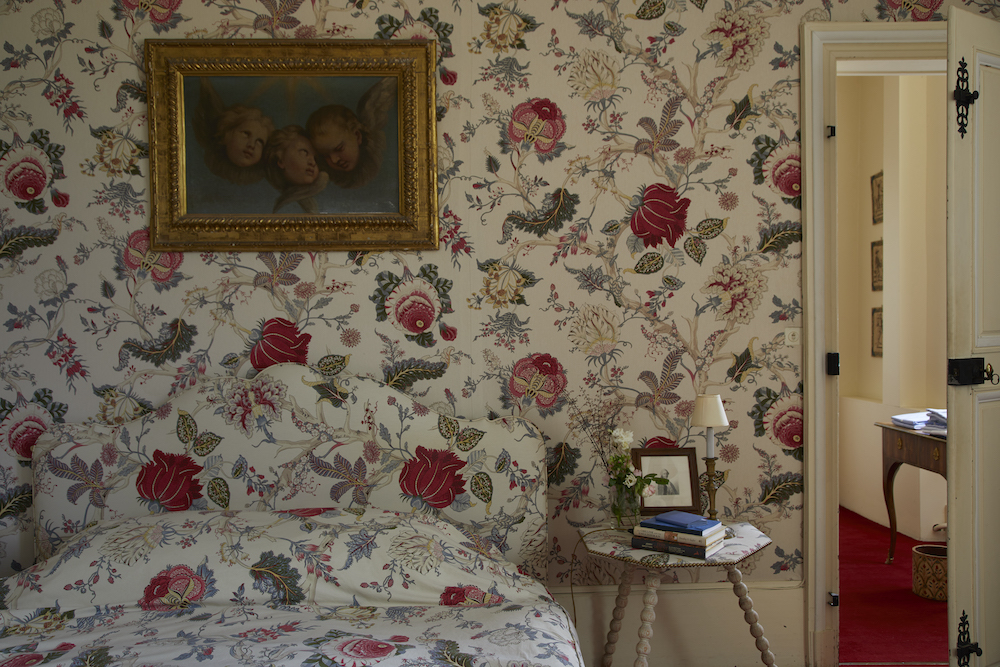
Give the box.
[508,98,567,154]
[440,584,504,606]
[121,0,182,23]
[440,68,458,86]
[762,142,801,200]
[51,188,69,207]
[249,318,311,371]
[0,654,45,667]
[439,322,457,341]
[763,396,803,450]
[399,446,466,509]
[630,183,690,249]
[0,403,54,460]
[508,353,568,409]
[440,586,466,606]
[0,141,51,203]
[645,436,678,448]
[123,229,184,283]
[320,637,399,666]
[138,564,208,611]
[384,278,441,336]
[136,449,204,511]
[886,0,942,19]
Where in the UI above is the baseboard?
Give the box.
[550,581,805,666]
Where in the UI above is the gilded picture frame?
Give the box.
[145,39,438,251]
[631,448,701,515]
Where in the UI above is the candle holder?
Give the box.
[702,456,728,521]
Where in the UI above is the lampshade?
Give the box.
[690,394,728,428]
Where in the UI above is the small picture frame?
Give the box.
[872,307,883,357]
[631,448,701,515]
[871,171,884,225]
[871,239,883,291]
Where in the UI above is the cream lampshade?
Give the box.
[691,394,728,458]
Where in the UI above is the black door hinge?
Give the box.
[826,353,839,376]
[954,58,979,138]
[828,592,839,607]
[827,125,836,138]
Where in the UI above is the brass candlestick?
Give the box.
[703,456,719,520]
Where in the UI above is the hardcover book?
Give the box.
[632,524,725,547]
[630,535,726,559]
[640,513,723,537]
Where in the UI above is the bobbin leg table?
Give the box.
[579,522,775,667]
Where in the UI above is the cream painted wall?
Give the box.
[837,75,948,542]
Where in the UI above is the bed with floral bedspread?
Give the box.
[0,363,582,667]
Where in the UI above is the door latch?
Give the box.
[956,610,982,667]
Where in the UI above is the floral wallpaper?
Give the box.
[0,0,990,588]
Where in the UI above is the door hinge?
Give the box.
[826,353,840,376]
[828,592,839,607]
[827,125,836,138]
[956,610,982,667]
[954,58,979,138]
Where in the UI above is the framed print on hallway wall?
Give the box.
[630,448,701,515]
[871,239,883,291]
[872,307,883,357]
[145,39,438,251]
[871,170,884,225]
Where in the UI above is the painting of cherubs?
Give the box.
[183,75,399,216]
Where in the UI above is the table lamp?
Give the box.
[691,394,728,520]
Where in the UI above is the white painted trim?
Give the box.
[801,23,947,667]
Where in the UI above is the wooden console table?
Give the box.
[579,522,774,667]
[877,422,946,564]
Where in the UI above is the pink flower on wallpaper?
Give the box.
[0,653,45,667]
[248,318,311,371]
[885,0,942,19]
[508,353,567,409]
[399,446,467,509]
[762,395,803,451]
[123,229,184,283]
[0,403,54,460]
[318,636,404,667]
[629,183,690,249]
[136,450,204,511]
[762,140,801,201]
[0,141,51,203]
[508,98,566,154]
[121,0,182,23]
[138,564,209,611]
[222,376,287,438]
[384,278,441,336]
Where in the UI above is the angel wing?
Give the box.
[356,77,397,134]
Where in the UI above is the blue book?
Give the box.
[640,511,722,536]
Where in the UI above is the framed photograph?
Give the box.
[145,40,438,251]
[630,448,701,515]
[871,239,883,291]
[871,171,884,225]
[872,307,883,357]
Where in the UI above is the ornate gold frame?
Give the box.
[146,39,438,251]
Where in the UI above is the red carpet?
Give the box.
[839,507,948,664]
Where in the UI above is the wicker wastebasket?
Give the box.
[912,545,947,601]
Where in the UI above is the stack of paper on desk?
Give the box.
[891,412,930,429]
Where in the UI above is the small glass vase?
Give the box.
[609,484,641,529]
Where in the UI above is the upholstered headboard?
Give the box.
[31,363,549,578]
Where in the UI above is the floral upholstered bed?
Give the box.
[0,363,582,666]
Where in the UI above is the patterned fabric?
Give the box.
[31,364,549,581]
[0,509,582,666]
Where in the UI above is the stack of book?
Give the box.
[630,510,725,559]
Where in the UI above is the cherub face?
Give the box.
[311,120,362,172]
[223,118,270,168]
[278,135,319,186]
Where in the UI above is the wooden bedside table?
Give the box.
[579,522,775,667]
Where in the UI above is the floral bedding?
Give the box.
[0,509,583,666]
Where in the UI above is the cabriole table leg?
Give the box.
[603,563,635,667]
[727,564,777,667]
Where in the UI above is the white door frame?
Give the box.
[800,22,947,667]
